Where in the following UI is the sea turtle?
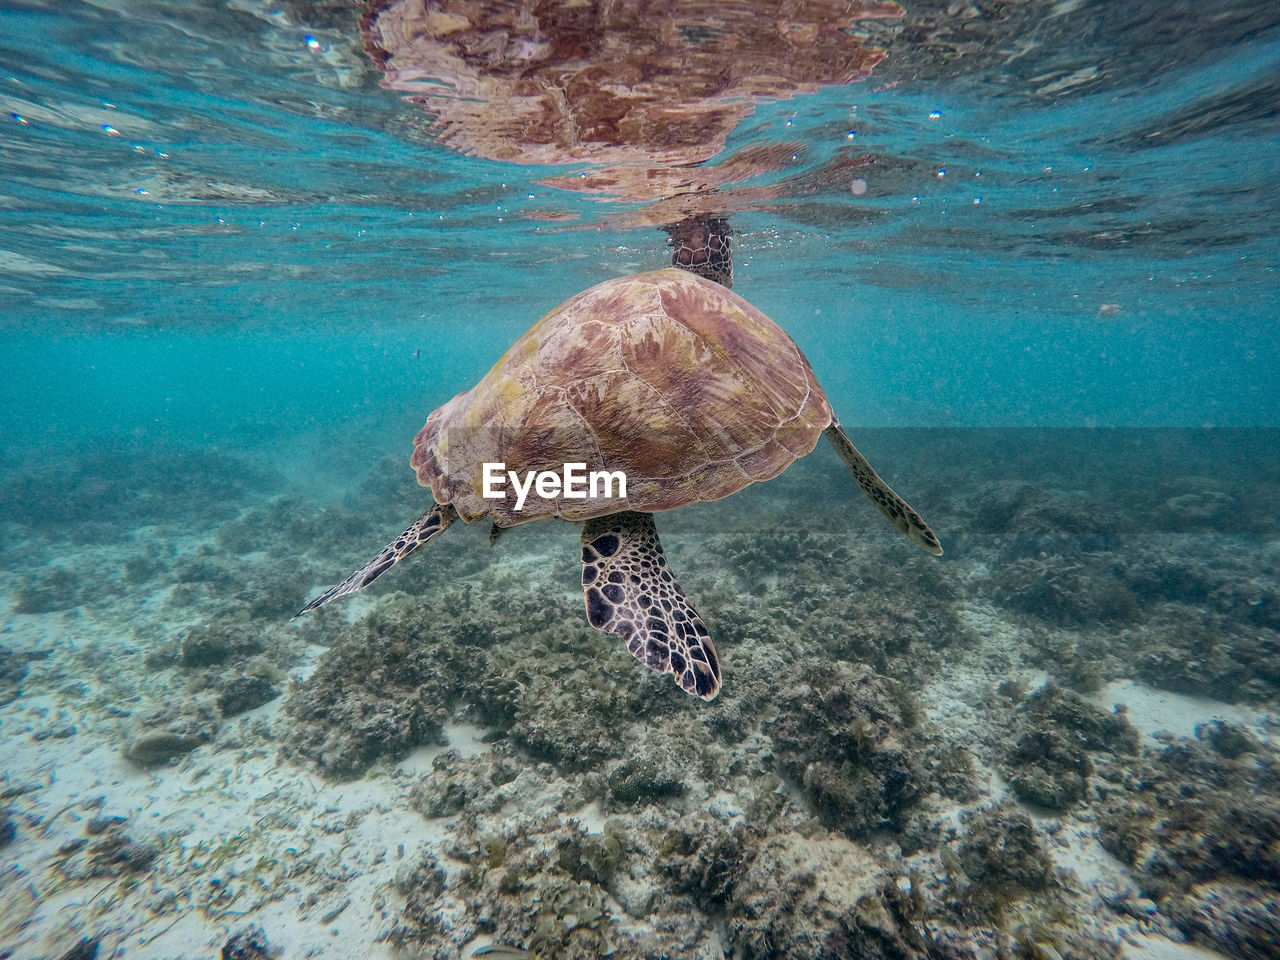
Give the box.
[296,268,941,700]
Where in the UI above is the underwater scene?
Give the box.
[2,1,1279,958]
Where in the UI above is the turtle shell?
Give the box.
[411,268,834,526]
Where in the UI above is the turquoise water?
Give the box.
[2,2,1279,959]
[4,0,1277,453]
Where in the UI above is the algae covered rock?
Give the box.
[284,605,461,778]
[1005,728,1093,810]
[656,810,750,906]
[969,479,1122,539]
[220,923,282,960]
[603,754,687,807]
[124,730,207,766]
[1093,728,1280,958]
[407,748,521,819]
[395,851,448,943]
[287,577,640,778]
[726,828,896,960]
[180,622,265,667]
[1097,735,1280,899]
[1165,881,1280,960]
[999,683,1137,810]
[770,660,923,837]
[955,803,1054,900]
[478,615,661,774]
[1195,718,1261,759]
[86,826,161,877]
[54,816,161,881]
[0,645,30,704]
[446,814,617,959]
[994,553,1138,625]
[12,567,81,614]
[1019,683,1139,754]
[1134,610,1280,704]
[215,673,279,716]
[123,706,218,766]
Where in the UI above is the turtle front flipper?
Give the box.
[580,511,720,701]
[294,502,458,617]
[824,419,943,556]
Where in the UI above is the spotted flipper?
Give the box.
[294,502,457,617]
[580,511,720,700]
[824,419,943,556]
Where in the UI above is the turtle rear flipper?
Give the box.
[824,419,943,556]
[294,502,458,617]
[580,511,720,701]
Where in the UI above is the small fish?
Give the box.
[468,947,530,960]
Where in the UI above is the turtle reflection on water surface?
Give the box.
[296,269,941,700]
